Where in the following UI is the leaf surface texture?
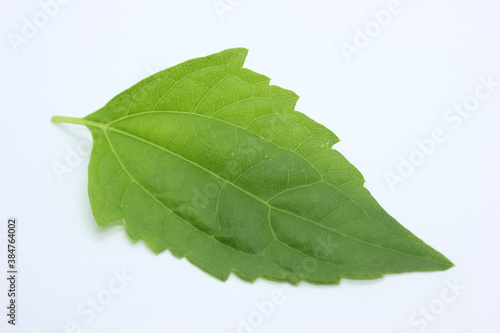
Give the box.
[53,48,453,284]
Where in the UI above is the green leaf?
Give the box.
[52,48,453,284]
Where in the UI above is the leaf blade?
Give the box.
[55,48,452,284]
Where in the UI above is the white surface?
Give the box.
[1,0,499,332]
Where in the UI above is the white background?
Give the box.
[1,0,499,332]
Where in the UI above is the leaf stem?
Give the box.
[51,116,86,125]
[51,116,103,129]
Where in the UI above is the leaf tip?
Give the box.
[438,256,455,270]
